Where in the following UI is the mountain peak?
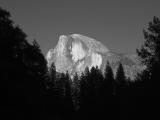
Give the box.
[46,34,143,80]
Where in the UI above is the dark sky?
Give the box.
[1,0,160,55]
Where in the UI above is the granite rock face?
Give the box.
[46,34,143,80]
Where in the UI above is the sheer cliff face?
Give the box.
[46,34,143,80]
[46,34,109,74]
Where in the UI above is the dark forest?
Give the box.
[0,7,160,120]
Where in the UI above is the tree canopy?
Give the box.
[137,16,160,95]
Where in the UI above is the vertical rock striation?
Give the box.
[46,34,143,80]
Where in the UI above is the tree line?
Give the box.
[0,7,160,119]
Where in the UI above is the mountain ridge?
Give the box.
[46,34,144,80]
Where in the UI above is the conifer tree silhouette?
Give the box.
[137,16,160,95]
[104,62,115,96]
[64,72,74,117]
[0,7,47,119]
[72,73,80,110]
[115,63,126,96]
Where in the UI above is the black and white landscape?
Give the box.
[46,34,144,80]
[0,1,160,120]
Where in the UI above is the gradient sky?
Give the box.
[0,0,160,55]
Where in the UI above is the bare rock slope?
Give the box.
[46,34,143,80]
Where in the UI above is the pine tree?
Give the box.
[64,72,74,115]
[137,16,160,70]
[0,7,48,119]
[72,73,80,110]
[116,63,126,84]
[46,63,56,94]
[137,16,160,95]
[115,63,126,96]
[104,62,115,96]
[79,72,86,110]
